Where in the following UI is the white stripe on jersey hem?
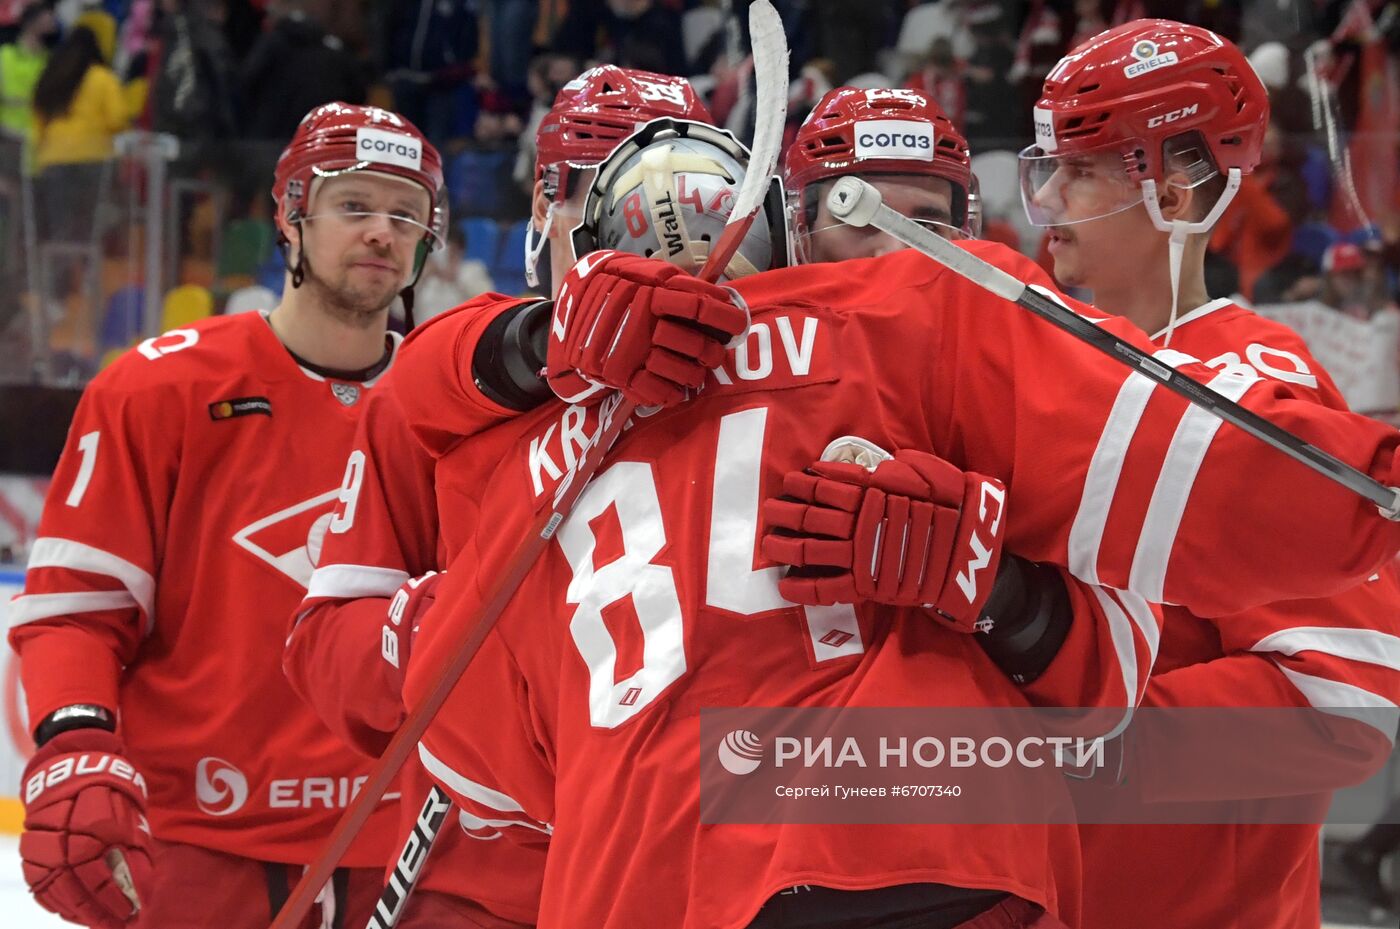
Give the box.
[1149,298,1236,341]
[8,590,138,628]
[24,538,156,635]
[417,741,552,830]
[1254,626,1400,672]
[306,563,411,600]
[1274,665,1400,742]
[1128,364,1259,603]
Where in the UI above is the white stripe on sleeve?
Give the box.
[1274,665,1400,742]
[22,537,156,634]
[1092,586,1139,718]
[8,591,138,628]
[1128,365,1259,603]
[418,741,552,832]
[1068,350,1196,587]
[305,563,411,601]
[1253,626,1400,672]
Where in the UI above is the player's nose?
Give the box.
[869,232,907,258]
[361,213,397,247]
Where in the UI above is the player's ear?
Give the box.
[532,180,550,232]
[274,209,300,251]
[1157,174,1194,223]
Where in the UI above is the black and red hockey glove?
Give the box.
[21,729,152,929]
[546,250,749,408]
[762,447,1008,632]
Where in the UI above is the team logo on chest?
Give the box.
[231,489,341,587]
[331,382,361,407]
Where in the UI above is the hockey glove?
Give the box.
[546,250,750,408]
[762,447,1008,632]
[382,570,443,699]
[21,729,152,929]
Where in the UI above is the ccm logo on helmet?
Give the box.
[854,120,934,162]
[1146,104,1200,128]
[356,127,422,171]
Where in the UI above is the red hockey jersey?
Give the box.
[286,294,542,925]
[289,293,534,753]
[404,243,1400,929]
[8,312,399,864]
[1078,300,1400,929]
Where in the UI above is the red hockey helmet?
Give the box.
[784,87,975,235]
[272,102,447,248]
[534,65,712,200]
[1019,19,1268,228]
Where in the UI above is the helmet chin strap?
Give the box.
[524,201,558,288]
[1140,168,1241,347]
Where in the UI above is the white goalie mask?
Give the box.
[571,118,789,282]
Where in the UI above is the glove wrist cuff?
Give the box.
[34,704,116,747]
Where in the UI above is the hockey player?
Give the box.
[284,67,781,925]
[1012,19,1400,929]
[288,65,716,755]
[401,156,1400,929]
[8,103,446,929]
[784,86,980,264]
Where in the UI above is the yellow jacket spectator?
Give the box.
[32,26,131,169]
[0,4,56,141]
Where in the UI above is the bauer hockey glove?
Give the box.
[21,729,152,929]
[382,571,444,702]
[762,446,1008,632]
[546,250,750,408]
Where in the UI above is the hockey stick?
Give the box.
[269,8,790,929]
[824,176,1400,519]
[364,786,451,929]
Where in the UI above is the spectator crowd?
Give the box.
[0,0,1396,409]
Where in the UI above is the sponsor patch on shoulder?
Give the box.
[853,120,934,162]
[355,127,422,170]
[209,396,272,420]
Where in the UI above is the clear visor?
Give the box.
[300,208,440,245]
[303,167,443,249]
[1017,143,1144,228]
[1018,139,1221,228]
